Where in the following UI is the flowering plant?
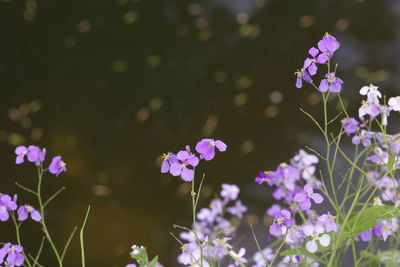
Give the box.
[3,33,400,266]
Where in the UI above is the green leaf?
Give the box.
[361,250,400,267]
[149,255,159,267]
[343,205,400,238]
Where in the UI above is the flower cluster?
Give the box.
[254,149,335,263]
[161,138,227,182]
[177,184,248,266]
[295,33,343,93]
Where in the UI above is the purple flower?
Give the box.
[360,229,371,242]
[269,209,291,236]
[360,84,382,102]
[220,184,239,201]
[0,194,18,222]
[351,130,373,147]
[17,204,41,222]
[318,212,338,232]
[295,68,312,89]
[319,72,344,93]
[49,156,67,177]
[359,99,381,120]
[227,200,247,218]
[267,204,282,217]
[195,138,227,161]
[254,171,274,186]
[342,117,359,135]
[170,151,199,182]
[294,184,324,210]
[303,47,328,76]
[228,248,247,266]
[160,152,177,173]
[15,145,46,166]
[317,33,340,58]
[0,243,25,267]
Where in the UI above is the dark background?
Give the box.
[1,0,400,266]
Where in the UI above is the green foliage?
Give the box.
[343,205,400,238]
[361,250,400,267]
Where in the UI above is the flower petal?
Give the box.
[319,234,331,247]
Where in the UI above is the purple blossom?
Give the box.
[227,200,247,218]
[17,204,41,222]
[254,171,273,186]
[359,100,381,120]
[49,156,67,177]
[318,212,338,232]
[295,68,312,89]
[269,209,291,236]
[360,84,382,102]
[267,204,282,217]
[195,139,227,161]
[351,130,373,147]
[0,243,24,267]
[317,33,340,58]
[294,184,324,210]
[15,145,46,166]
[319,72,344,93]
[160,152,177,173]
[0,194,18,222]
[227,248,247,266]
[303,47,328,76]
[342,117,359,135]
[360,229,371,242]
[389,96,400,111]
[170,151,199,182]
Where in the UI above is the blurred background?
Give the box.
[1,0,400,266]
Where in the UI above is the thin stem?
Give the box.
[11,214,32,267]
[36,167,63,267]
[80,206,91,267]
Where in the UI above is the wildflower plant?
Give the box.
[0,146,90,267]
[132,32,400,267]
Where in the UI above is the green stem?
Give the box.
[11,214,32,267]
[37,167,63,267]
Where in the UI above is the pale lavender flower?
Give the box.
[359,99,381,120]
[126,264,136,267]
[317,33,340,58]
[292,149,318,167]
[252,248,274,267]
[0,194,18,222]
[227,200,247,218]
[160,152,177,173]
[360,84,382,102]
[318,212,337,232]
[319,72,344,93]
[0,243,24,267]
[17,204,41,222]
[368,147,388,165]
[389,96,400,111]
[169,151,199,182]
[303,224,330,253]
[228,248,247,266]
[195,138,227,161]
[303,47,328,76]
[220,184,239,201]
[294,184,323,210]
[351,130,374,147]
[49,156,67,177]
[342,117,359,135]
[269,209,291,236]
[295,68,312,88]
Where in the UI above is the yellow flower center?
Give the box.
[60,161,66,167]
[277,217,284,224]
[26,205,33,211]
[161,153,170,160]
[209,141,215,146]
[313,234,319,240]
[1,205,6,210]
[327,74,335,83]
[182,163,187,168]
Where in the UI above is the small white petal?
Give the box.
[306,240,318,253]
[319,234,331,247]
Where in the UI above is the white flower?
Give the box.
[360,84,382,99]
[220,184,240,201]
[389,96,400,111]
[302,224,331,253]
